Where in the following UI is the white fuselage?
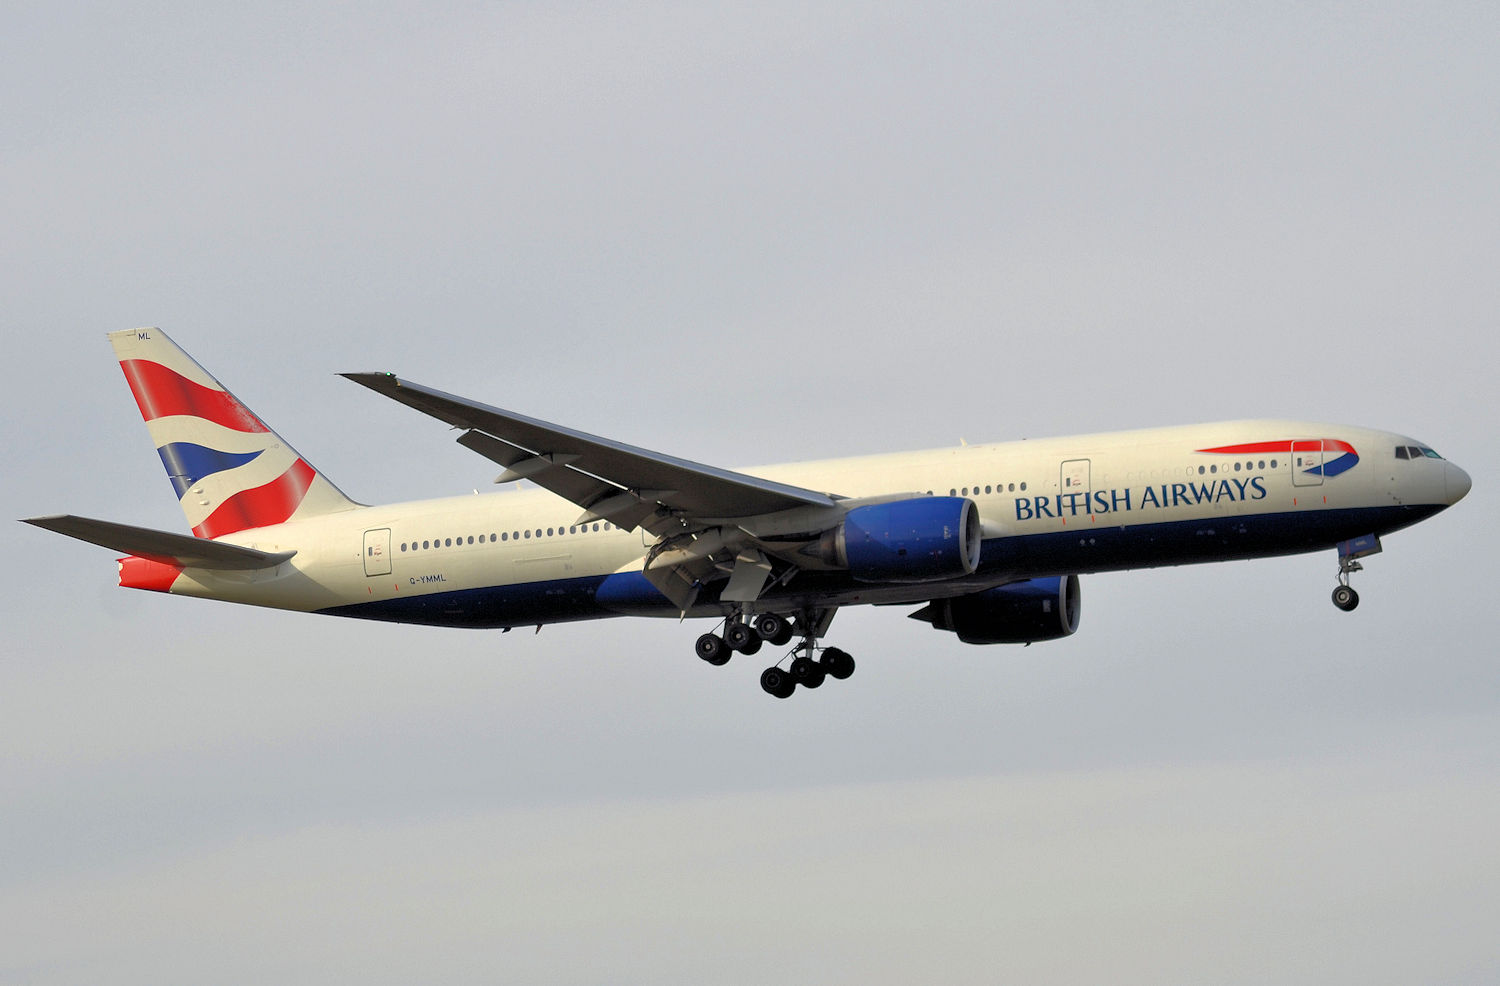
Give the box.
[146,419,1467,629]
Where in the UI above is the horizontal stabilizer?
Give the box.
[22,515,296,570]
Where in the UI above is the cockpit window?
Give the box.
[1421,447,1443,459]
[1395,446,1410,459]
[1396,445,1444,460]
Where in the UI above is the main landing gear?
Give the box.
[695,612,856,699]
[758,644,855,699]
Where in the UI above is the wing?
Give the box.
[342,373,839,534]
[23,515,296,570]
[343,373,855,610]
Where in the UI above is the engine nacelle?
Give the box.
[822,496,981,583]
[910,575,1081,644]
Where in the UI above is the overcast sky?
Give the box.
[3,3,1497,983]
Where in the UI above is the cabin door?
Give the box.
[363,528,392,576]
[1291,440,1324,487]
[1060,459,1091,501]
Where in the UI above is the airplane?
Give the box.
[24,328,1471,698]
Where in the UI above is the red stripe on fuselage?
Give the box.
[119,359,270,433]
[1198,439,1357,456]
[192,459,316,538]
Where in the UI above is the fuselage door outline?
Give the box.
[1292,440,1325,487]
[363,528,392,577]
[1060,458,1091,506]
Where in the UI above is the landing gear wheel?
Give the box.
[695,632,730,665]
[760,666,796,699]
[822,647,856,680]
[1331,585,1359,612]
[753,613,793,646]
[790,655,825,689]
[725,622,759,653]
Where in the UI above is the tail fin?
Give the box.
[109,327,360,538]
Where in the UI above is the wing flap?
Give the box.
[23,515,296,570]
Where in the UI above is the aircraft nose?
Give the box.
[1445,461,1472,505]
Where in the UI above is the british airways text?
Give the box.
[1015,476,1268,521]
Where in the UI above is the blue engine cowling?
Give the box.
[828,496,981,583]
[909,575,1081,644]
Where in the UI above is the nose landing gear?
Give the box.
[1331,534,1381,612]
[1331,555,1362,611]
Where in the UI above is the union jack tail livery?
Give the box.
[108,328,359,537]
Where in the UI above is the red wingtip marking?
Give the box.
[119,359,270,433]
[192,459,317,538]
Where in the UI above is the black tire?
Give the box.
[822,647,856,680]
[760,666,795,698]
[696,632,730,665]
[1332,585,1359,612]
[725,622,758,653]
[753,613,793,646]
[791,655,818,682]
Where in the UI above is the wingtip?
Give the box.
[341,371,401,389]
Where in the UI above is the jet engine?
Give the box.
[815,496,981,583]
[910,575,1081,644]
